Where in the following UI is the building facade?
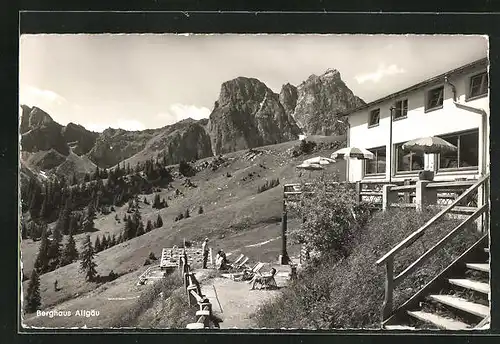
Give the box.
[345,58,489,183]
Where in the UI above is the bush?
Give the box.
[288,181,371,258]
[143,259,151,266]
[179,160,196,177]
[198,206,204,215]
[252,207,482,329]
[148,252,157,260]
[292,140,317,157]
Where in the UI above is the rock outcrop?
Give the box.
[290,69,365,136]
[208,77,301,155]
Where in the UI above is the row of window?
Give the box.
[365,130,479,175]
[368,72,488,128]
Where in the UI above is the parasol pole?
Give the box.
[389,107,394,183]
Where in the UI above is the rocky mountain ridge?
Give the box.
[20,68,363,177]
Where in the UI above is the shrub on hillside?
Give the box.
[291,140,317,157]
[252,207,482,329]
[257,178,280,193]
[179,160,196,177]
[288,181,371,258]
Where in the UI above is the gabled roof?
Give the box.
[341,57,488,117]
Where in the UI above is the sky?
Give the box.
[19,34,488,132]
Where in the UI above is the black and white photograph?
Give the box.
[19,34,490,330]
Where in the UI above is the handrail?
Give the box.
[376,173,489,266]
[394,204,487,284]
[376,174,489,321]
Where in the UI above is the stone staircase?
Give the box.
[386,246,490,330]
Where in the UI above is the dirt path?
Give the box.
[195,265,291,329]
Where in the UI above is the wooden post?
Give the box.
[183,272,190,290]
[382,184,397,212]
[477,178,489,233]
[415,181,436,212]
[382,257,394,322]
[355,181,361,204]
[280,198,289,265]
[403,179,411,204]
[187,285,198,306]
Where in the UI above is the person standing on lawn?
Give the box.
[202,238,209,269]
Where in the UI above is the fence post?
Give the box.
[382,185,397,212]
[403,179,411,204]
[415,181,436,212]
[382,257,394,322]
[355,181,361,204]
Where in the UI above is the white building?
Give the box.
[345,57,489,183]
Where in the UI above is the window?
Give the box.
[395,143,424,173]
[368,109,380,127]
[468,72,488,99]
[365,146,386,175]
[425,86,444,111]
[438,130,479,170]
[393,99,408,120]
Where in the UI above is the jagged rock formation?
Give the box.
[19,67,365,177]
[208,77,302,155]
[62,122,99,156]
[120,118,213,169]
[287,69,365,136]
[279,83,298,117]
[87,128,160,168]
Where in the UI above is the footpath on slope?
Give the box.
[194,262,295,329]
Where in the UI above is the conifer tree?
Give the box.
[94,236,102,252]
[80,235,98,282]
[110,234,116,247]
[118,232,124,243]
[48,224,63,268]
[155,214,163,228]
[136,221,145,237]
[153,194,161,209]
[25,269,41,313]
[146,220,153,232]
[184,208,190,219]
[198,206,204,214]
[61,232,79,266]
[34,228,50,273]
[101,235,108,249]
[82,205,95,232]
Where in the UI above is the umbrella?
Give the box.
[303,156,336,165]
[296,162,325,170]
[330,147,374,160]
[402,136,457,154]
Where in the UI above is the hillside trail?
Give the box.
[194,262,293,329]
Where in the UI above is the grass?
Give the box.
[251,207,482,329]
[109,271,184,327]
[21,137,346,326]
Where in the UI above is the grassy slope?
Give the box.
[21,137,342,324]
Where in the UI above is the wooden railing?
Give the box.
[180,257,219,329]
[375,174,490,321]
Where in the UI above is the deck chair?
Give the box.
[253,269,278,290]
[228,254,245,269]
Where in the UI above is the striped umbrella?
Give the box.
[330,147,374,160]
[402,136,458,154]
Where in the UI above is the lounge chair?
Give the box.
[251,268,278,290]
[227,254,245,269]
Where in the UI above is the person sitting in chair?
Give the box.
[249,267,277,290]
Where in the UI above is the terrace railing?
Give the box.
[375,174,490,322]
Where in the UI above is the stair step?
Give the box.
[466,263,489,273]
[448,279,490,295]
[407,310,470,330]
[384,325,416,330]
[429,294,489,318]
